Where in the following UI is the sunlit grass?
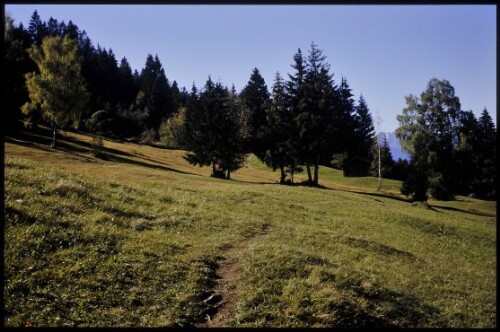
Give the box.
[4,129,496,327]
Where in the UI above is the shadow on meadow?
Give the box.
[6,127,196,176]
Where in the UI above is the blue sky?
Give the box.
[5,4,496,132]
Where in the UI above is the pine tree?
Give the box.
[22,35,89,147]
[118,57,138,107]
[28,10,46,46]
[46,17,60,36]
[453,110,480,195]
[64,20,79,41]
[476,109,496,198]
[287,48,306,114]
[295,42,337,185]
[286,48,307,181]
[184,77,246,179]
[351,94,375,175]
[5,15,37,132]
[261,72,297,184]
[240,68,270,156]
[140,54,174,130]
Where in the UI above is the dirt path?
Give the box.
[195,223,271,328]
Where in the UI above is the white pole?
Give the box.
[376,111,382,191]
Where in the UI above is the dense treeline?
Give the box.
[396,79,496,200]
[183,44,379,185]
[5,11,496,199]
[5,10,188,142]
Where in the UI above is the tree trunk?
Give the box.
[306,163,312,183]
[280,166,286,184]
[51,126,57,148]
[226,169,231,180]
[313,158,319,186]
[377,139,381,191]
[212,161,216,177]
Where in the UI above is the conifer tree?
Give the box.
[5,15,36,132]
[240,67,270,156]
[261,72,297,184]
[351,94,375,175]
[140,54,174,130]
[296,42,337,185]
[453,110,480,195]
[184,77,246,179]
[28,10,46,46]
[476,109,496,198]
[118,57,138,107]
[286,48,307,180]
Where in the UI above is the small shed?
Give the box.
[343,156,371,177]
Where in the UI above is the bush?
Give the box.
[400,163,428,202]
[159,107,187,149]
[428,173,454,201]
[140,128,157,145]
[91,135,104,157]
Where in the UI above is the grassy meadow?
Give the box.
[4,128,496,327]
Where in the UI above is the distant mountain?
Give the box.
[378,132,410,161]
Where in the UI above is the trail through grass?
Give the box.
[4,128,496,328]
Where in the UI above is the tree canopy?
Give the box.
[22,35,88,147]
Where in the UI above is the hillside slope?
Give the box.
[4,128,496,328]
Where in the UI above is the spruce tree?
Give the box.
[351,94,375,175]
[261,72,297,184]
[296,42,337,185]
[184,77,246,179]
[28,10,46,46]
[453,110,480,195]
[118,57,138,107]
[286,48,307,181]
[240,67,270,156]
[140,54,174,130]
[476,109,496,198]
[5,16,36,132]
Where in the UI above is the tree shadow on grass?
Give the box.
[100,152,194,176]
[322,278,446,328]
[432,205,495,218]
[6,129,199,177]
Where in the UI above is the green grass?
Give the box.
[4,129,497,328]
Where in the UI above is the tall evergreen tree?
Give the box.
[184,77,246,179]
[476,109,497,198]
[5,15,37,132]
[118,57,138,107]
[286,48,307,180]
[46,17,60,36]
[261,72,298,184]
[28,10,46,46]
[350,94,375,175]
[453,110,480,195]
[240,67,270,156]
[295,42,338,185]
[64,20,79,41]
[140,54,174,130]
[287,48,306,114]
